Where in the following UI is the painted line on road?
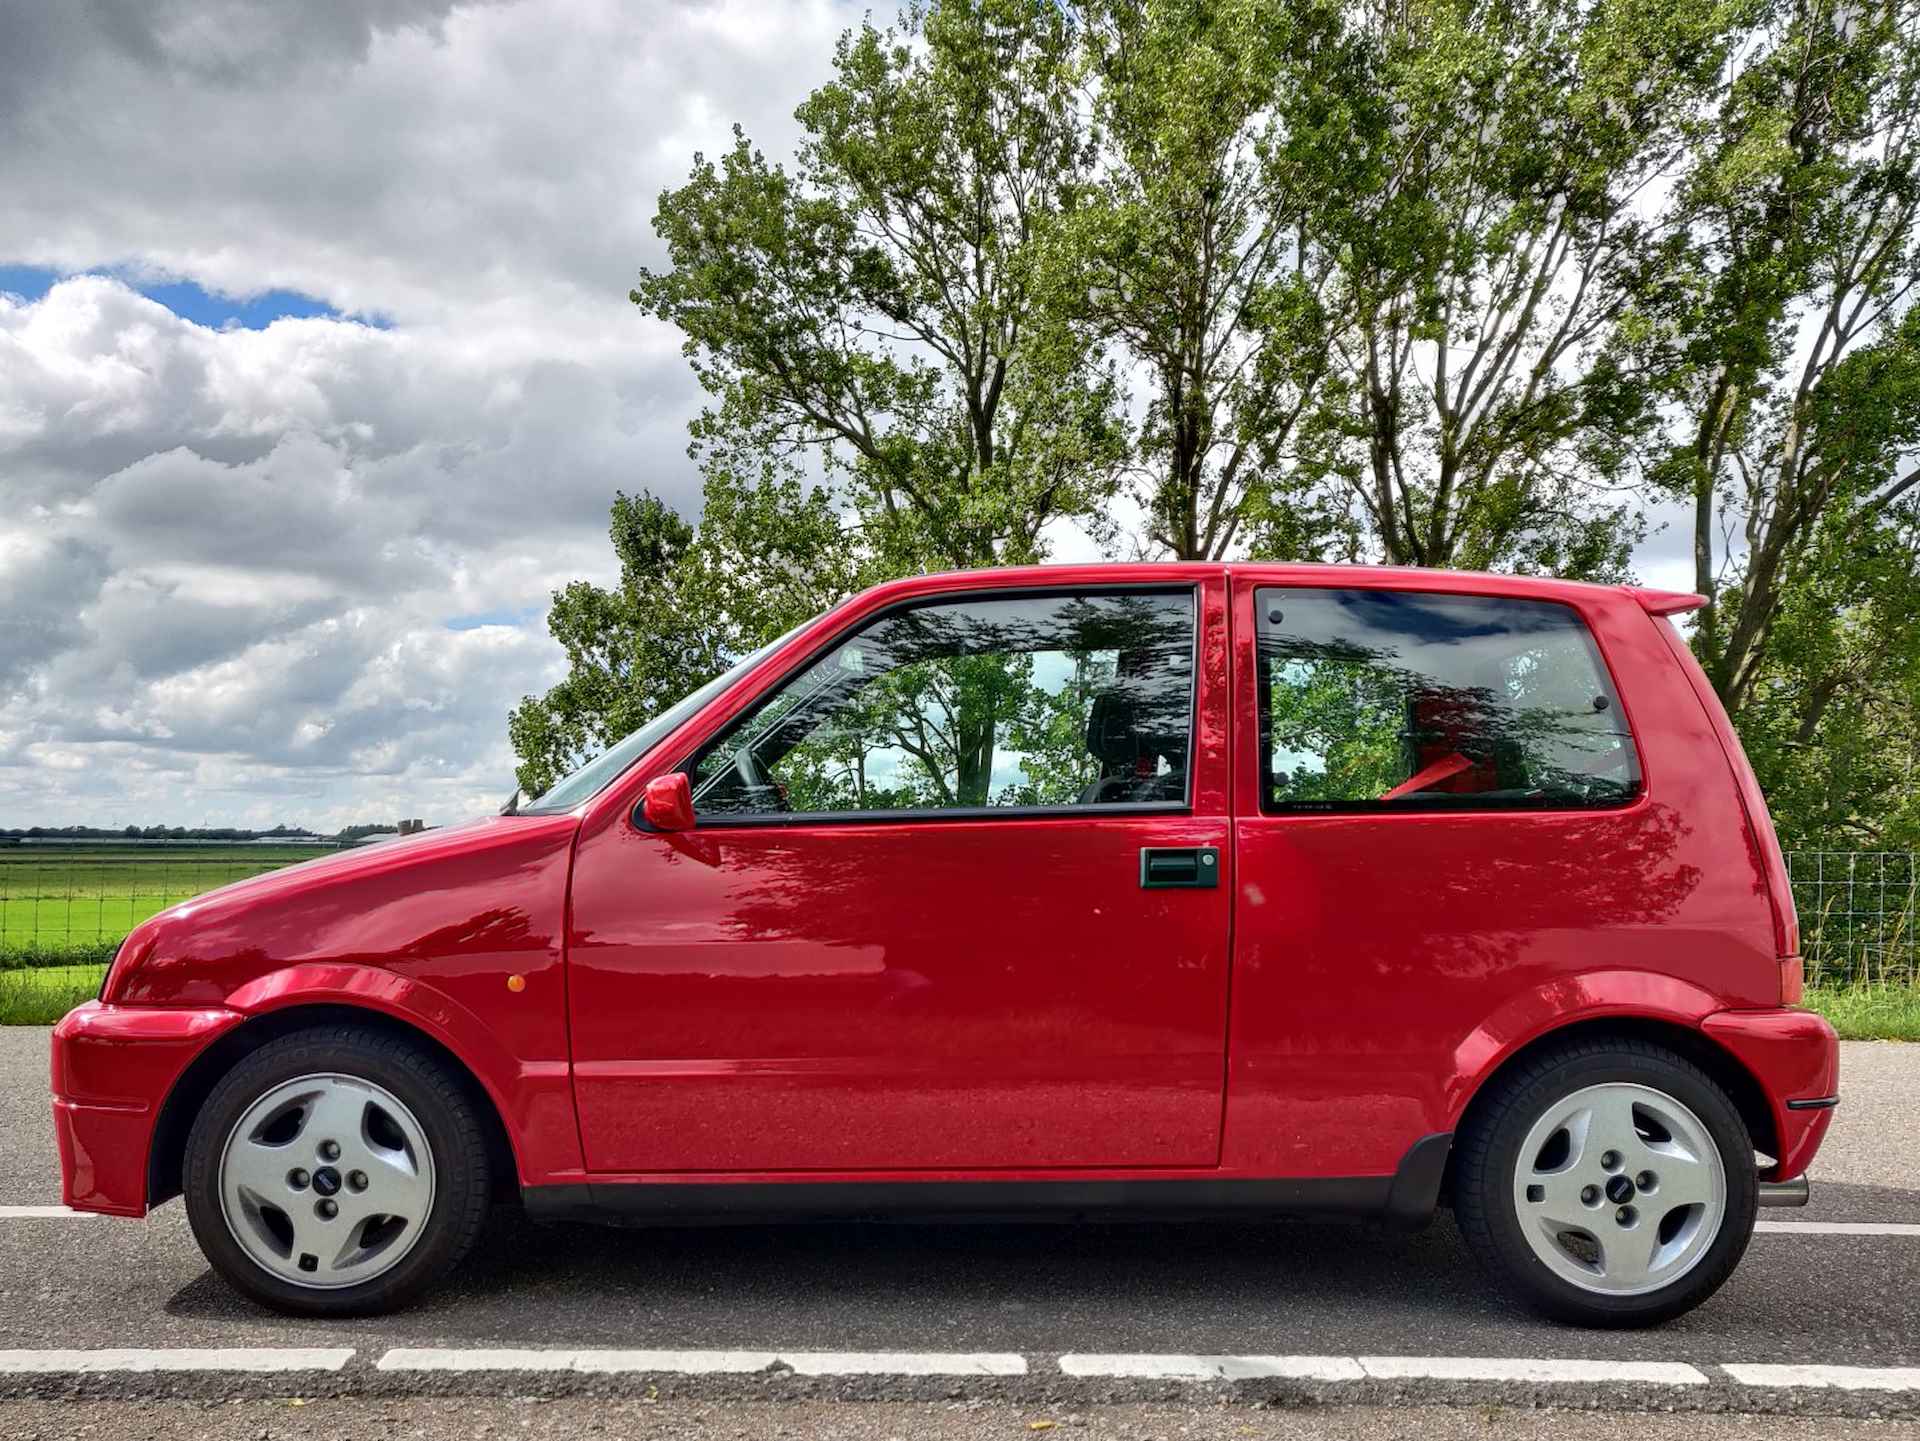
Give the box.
[9,1348,1920,1393]
[0,1206,96,1219]
[1357,1356,1708,1385]
[377,1348,1027,1377]
[1756,1220,1920,1236]
[783,1352,1026,1376]
[1725,1364,1920,1391]
[1060,1355,1706,1385]
[379,1348,778,1374]
[0,1348,354,1374]
[1061,1355,1363,1380]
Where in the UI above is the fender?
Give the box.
[223,963,582,1182]
[1444,968,1728,1122]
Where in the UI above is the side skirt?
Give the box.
[522,1133,1453,1231]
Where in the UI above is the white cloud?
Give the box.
[0,0,857,829]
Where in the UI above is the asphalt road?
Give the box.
[2,1027,1916,1427]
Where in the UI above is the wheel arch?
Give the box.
[147,1002,521,1210]
[1447,1014,1780,1197]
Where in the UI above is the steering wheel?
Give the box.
[731,748,789,813]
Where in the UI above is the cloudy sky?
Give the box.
[0,0,1700,834]
[0,0,873,831]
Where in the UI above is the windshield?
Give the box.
[519,629,801,814]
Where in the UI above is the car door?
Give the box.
[565,576,1233,1174]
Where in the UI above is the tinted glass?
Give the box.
[691,590,1195,817]
[1256,588,1640,811]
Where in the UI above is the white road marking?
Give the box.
[0,1348,353,1373]
[379,1348,777,1374]
[1059,1355,1707,1385]
[783,1353,1026,1377]
[1060,1355,1363,1380]
[0,1206,96,1219]
[376,1348,1026,1377]
[1357,1357,1710,1385]
[6,1347,1920,1392]
[1725,1364,1920,1391]
[1756,1220,1920,1236]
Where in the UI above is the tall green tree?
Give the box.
[634,0,1123,577]
[1732,503,1920,848]
[1297,0,1743,577]
[1655,0,1920,718]
[1059,0,1347,561]
[514,0,1920,851]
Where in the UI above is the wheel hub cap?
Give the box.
[218,1073,436,1290]
[1511,1081,1727,1297]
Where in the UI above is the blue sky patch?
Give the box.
[0,264,387,330]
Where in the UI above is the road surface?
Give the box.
[2,1027,1915,1429]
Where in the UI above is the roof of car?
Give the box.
[851,561,1704,615]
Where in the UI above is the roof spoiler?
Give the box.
[1628,587,1708,617]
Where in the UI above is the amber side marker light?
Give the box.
[507,974,526,993]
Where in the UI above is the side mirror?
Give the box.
[640,772,696,832]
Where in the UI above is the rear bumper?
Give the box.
[1701,1006,1840,1181]
[50,1001,244,1216]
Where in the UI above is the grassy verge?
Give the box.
[0,963,106,1025]
[0,939,120,970]
[1803,985,1920,1041]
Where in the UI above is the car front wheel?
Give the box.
[1453,1037,1758,1327]
[183,1025,491,1316]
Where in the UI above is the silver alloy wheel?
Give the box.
[1511,1081,1727,1297]
[218,1073,436,1290]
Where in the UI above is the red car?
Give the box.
[52,564,1837,1326]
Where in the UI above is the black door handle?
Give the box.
[1139,846,1220,889]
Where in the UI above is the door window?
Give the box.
[689,590,1195,817]
[1256,588,1640,811]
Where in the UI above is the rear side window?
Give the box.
[1255,588,1640,812]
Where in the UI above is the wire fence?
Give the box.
[0,846,334,962]
[1787,850,1918,990]
[3,842,1917,988]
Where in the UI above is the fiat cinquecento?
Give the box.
[52,563,1838,1326]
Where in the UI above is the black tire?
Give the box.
[1453,1036,1757,1327]
[183,1025,492,1316]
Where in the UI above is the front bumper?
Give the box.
[50,1001,244,1216]
[1701,1006,1840,1181]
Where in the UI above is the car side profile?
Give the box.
[51,563,1838,1326]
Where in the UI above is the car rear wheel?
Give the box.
[183,1025,491,1316]
[1453,1037,1757,1327]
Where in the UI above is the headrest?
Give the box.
[1085,655,1186,769]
